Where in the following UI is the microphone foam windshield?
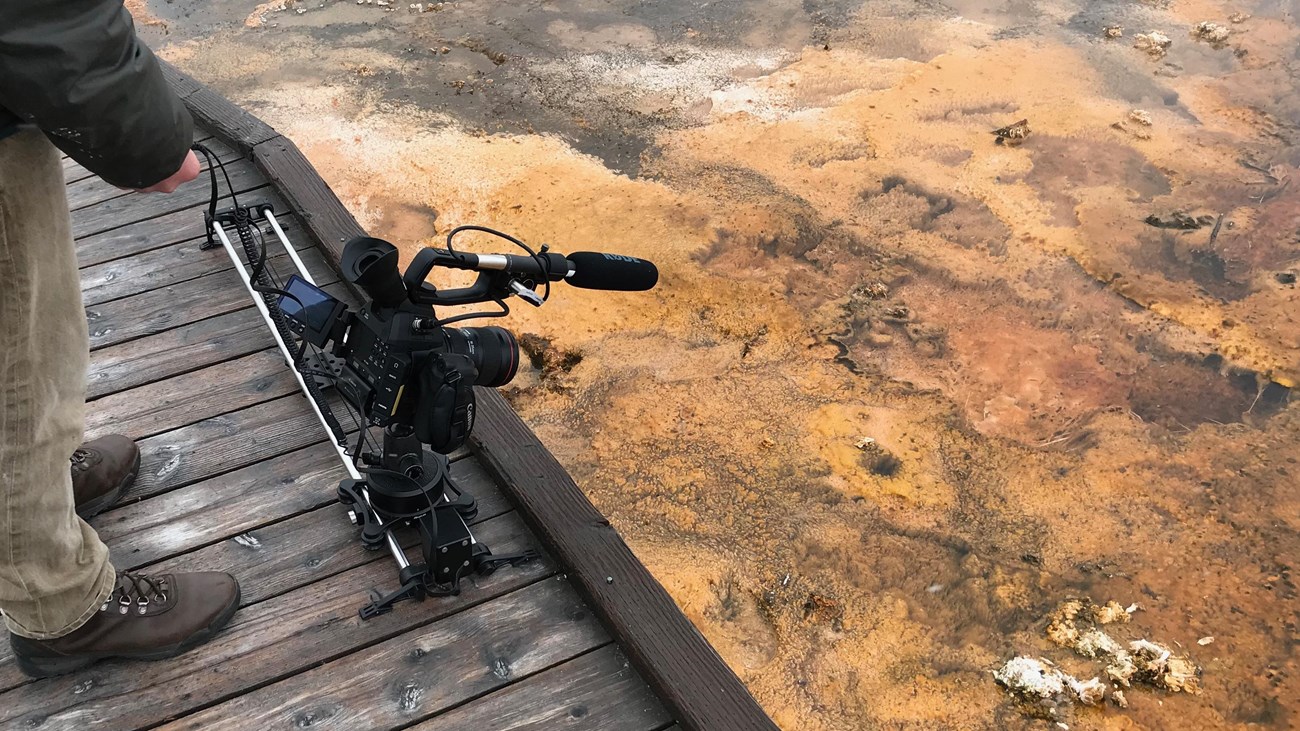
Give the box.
[566,252,659,291]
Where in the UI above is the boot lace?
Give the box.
[101,571,169,615]
[70,448,92,472]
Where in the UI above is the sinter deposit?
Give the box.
[993,656,1107,707]
[997,599,1202,718]
[1133,31,1173,58]
[1045,598,1202,693]
[1192,21,1231,45]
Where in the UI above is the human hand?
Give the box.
[135,149,200,193]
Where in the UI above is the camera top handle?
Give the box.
[401,246,569,307]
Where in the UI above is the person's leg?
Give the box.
[3,130,240,679]
[0,129,116,640]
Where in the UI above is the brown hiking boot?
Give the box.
[9,570,240,678]
[71,435,140,519]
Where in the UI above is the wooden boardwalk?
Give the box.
[0,136,674,730]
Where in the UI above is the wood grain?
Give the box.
[129,394,326,501]
[84,247,340,351]
[410,645,672,731]
[70,159,268,240]
[156,578,607,731]
[471,389,776,731]
[140,455,514,604]
[84,349,300,441]
[97,442,345,566]
[76,190,291,268]
[160,61,281,153]
[79,217,310,306]
[0,455,510,694]
[0,513,552,730]
[87,307,276,400]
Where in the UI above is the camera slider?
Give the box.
[206,201,539,622]
[337,426,538,619]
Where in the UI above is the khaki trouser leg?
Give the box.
[0,129,115,640]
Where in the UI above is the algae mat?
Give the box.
[150,0,1297,727]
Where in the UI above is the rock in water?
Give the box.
[992,119,1030,146]
[993,657,1108,707]
[1192,21,1231,46]
[1134,31,1173,58]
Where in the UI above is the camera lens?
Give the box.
[443,326,519,387]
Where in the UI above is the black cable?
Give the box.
[434,298,510,327]
[193,142,349,448]
[445,224,553,303]
[434,225,551,325]
[192,144,223,249]
[446,224,531,254]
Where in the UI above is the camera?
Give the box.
[202,170,658,617]
[279,233,657,454]
[270,229,655,616]
[278,237,517,454]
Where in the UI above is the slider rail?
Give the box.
[211,213,411,569]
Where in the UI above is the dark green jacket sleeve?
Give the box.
[0,0,193,189]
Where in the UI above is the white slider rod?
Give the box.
[213,221,411,570]
[261,209,317,286]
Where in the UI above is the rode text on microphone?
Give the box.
[194,144,658,619]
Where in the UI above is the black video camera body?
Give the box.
[279,232,657,454]
[280,278,520,455]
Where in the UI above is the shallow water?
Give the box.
[146,0,1298,727]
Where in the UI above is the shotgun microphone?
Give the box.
[563,252,658,291]
[452,250,659,292]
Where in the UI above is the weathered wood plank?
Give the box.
[0,443,334,696]
[99,442,344,565]
[253,138,366,269]
[71,158,268,240]
[84,349,299,441]
[81,237,222,305]
[130,394,325,501]
[141,455,513,604]
[0,453,506,694]
[79,217,309,306]
[411,645,672,731]
[122,383,430,504]
[0,513,552,728]
[87,307,275,400]
[157,577,607,731]
[84,247,340,351]
[161,61,281,153]
[76,189,292,267]
[471,390,777,731]
[65,136,242,212]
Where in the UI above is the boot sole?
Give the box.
[12,584,242,678]
[75,450,141,520]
